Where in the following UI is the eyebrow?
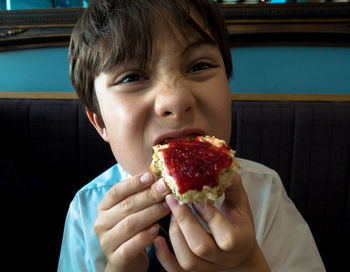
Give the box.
[181,38,217,57]
[108,37,217,75]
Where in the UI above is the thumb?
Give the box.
[153,236,186,272]
[220,173,254,224]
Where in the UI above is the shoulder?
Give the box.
[69,163,129,213]
[59,165,127,272]
[63,163,129,235]
[236,158,286,226]
[79,163,129,192]
[237,158,280,184]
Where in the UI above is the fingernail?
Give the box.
[163,200,169,209]
[156,179,166,195]
[140,173,152,185]
[153,237,161,251]
[166,195,179,209]
[193,202,205,213]
[147,224,159,236]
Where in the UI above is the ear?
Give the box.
[85,108,109,142]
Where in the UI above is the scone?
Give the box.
[150,135,240,204]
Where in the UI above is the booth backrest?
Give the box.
[1,98,349,271]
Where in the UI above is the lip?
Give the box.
[153,128,205,146]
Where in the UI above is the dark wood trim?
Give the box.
[1,91,349,102]
[222,3,350,46]
[1,3,350,51]
[231,93,350,102]
[0,8,83,28]
[0,8,83,51]
[220,2,350,19]
[0,91,78,99]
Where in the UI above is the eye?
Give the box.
[117,73,148,84]
[187,62,215,73]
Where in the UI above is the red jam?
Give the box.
[160,137,233,194]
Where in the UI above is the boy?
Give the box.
[58,0,325,271]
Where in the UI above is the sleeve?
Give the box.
[58,192,108,272]
[58,196,93,272]
[241,168,326,272]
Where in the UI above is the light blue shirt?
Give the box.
[58,159,325,271]
[58,164,130,271]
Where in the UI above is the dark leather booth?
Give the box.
[1,98,349,271]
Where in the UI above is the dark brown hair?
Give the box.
[69,0,232,123]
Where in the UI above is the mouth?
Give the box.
[153,129,205,146]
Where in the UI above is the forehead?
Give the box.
[152,16,216,52]
[99,5,216,74]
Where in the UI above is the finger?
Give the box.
[97,178,170,229]
[169,214,216,271]
[220,174,256,257]
[110,224,159,269]
[153,236,186,272]
[166,195,220,264]
[131,178,170,211]
[98,172,155,211]
[221,173,253,223]
[191,175,256,263]
[193,202,250,255]
[166,195,215,254]
[99,202,170,254]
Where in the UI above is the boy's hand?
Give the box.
[154,173,270,272]
[94,173,171,272]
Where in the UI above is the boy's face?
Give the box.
[89,21,232,175]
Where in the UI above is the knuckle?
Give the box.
[120,216,135,233]
[146,187,159,202]
[120,198,134,214]
[192,243,212,258]
[218,232,235,251]
[116,246,131,265]
[93,221,102,234]
[93,216,105,236]
[109,183,120,201]
[168,224,178,237]
[175,212,187,225]
[96,206,102,217]
[130,174,141,187]
[180,259,196,271]
[205,210,218,226]
[205,213,217,226]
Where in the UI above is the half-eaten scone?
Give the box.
[150,135,240,204]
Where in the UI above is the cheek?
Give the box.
[101,95,143,132]
[213,100,231,143]
[201,79,232,142]
[99,97,152,174]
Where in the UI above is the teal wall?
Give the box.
[0,47,74,92]
[229,46,350,94]
[0,46,349,94]
[0,0,88,10]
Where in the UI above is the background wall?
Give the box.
[0,46,350,94]
[229,46,350,94]
[0,47,74,92]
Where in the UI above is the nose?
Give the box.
[154,81,195,119]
